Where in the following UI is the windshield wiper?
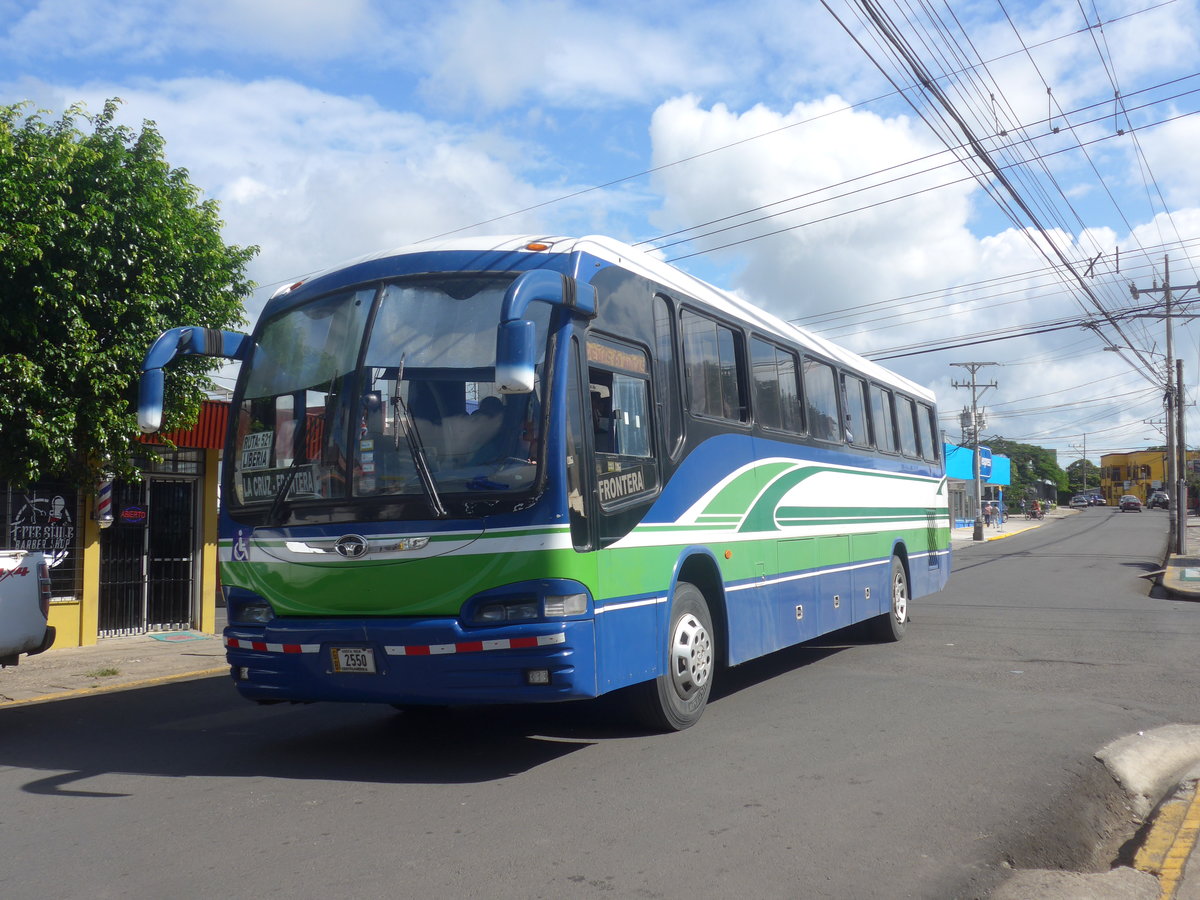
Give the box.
[265,454,305,526]
[391,356,447,519]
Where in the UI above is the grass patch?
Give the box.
[83,667,121,678]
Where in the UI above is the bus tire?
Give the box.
[629,582,715,731]
[867,555,909,643]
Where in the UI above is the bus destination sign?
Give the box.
[241,466,318,503]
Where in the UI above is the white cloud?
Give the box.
[5,77,601,323]
[419,0,731,110]
[648,94,979,324]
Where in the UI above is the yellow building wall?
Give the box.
[1101,450,1199,504]
[197,448,220,635]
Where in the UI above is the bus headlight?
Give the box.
[474,600,540,623]
[465,585,590,625]
[543,593,587,617]
[234,602,274,624]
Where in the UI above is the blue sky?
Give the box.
[4,0,1200,465]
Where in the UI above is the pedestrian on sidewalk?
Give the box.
[983,502,994,527]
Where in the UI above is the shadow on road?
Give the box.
[0,642,848,795]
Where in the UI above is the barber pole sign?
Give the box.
[95,479,114,528]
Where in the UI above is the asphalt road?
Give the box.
[2,508,1198,899]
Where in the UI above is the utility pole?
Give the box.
[1070,433,1088,496]
[1130,255,1199,554]
[1178,358,1187,548]
[951,362,998,541]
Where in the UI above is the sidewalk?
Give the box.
[1161,512,1200,602]
[950,505,1074,543]
[0,618,227,708]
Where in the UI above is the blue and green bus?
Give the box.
[139,235,950,730]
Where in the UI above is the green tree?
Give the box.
[1066,458,1101,494]
[0,99,255,488]
[983,437,1068,501]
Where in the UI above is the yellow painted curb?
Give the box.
[1133,784,1200,899]
[0,666,228,710]
[1160,787,1200,899]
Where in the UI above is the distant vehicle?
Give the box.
[1092,496,1106,506]
[1119,495,1143,512]
[0,550,55,667]
[1147,491,1169,509]
[1069,496,1089,509]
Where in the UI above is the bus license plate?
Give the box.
[331,647,376,673]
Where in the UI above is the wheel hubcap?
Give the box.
[669,612,713,700]
[892,570,909,624]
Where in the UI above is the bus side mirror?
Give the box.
[494,269,596,395]
[138,368,167,433]
[138,326,251,433]
[495,319,536,394]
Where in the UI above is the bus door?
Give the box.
[583,335,662,690]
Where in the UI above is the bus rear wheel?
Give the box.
[629,582,714,731]
[866,555,909,643]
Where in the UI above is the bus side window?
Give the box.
[566,338,590,550]
[802,357,841,442]
[917,402,939,462]
[841,373,870,447]
[654,294,685,459]
[896,396,919,457]
[870,384,897,453]
[751,337,802,433]
[590,370,652,458]
[681,310,747,422]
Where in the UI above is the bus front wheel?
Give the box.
[629,582,715,731]
[867,555,909,643]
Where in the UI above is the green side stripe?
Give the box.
[699,461,795,519]
[740,465,941,534]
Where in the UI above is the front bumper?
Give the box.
[224,616,597,705]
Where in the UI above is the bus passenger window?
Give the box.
[896,396,919,457]
[841,373,869,447]
[917,402,939,462]
[870,385,897,453]
[751,338,801,433]
[802,358,841,442]
[681,310,746,422]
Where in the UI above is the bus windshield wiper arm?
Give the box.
[266,453,305,527]
[391,371,447,519]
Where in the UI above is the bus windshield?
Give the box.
[229,274,552,517]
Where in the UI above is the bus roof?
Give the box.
[274,234,934,402]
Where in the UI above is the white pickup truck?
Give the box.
[0,549,56,666]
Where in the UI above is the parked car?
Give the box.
[1069,495,1089,509]
[1119,494,1143,512]
[1092,496,1106,506]
[1147,491,1169,509]
[0,550,55,667]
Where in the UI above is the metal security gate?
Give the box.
[99,477,198,636]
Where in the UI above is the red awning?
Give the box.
[140,400,229,450]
